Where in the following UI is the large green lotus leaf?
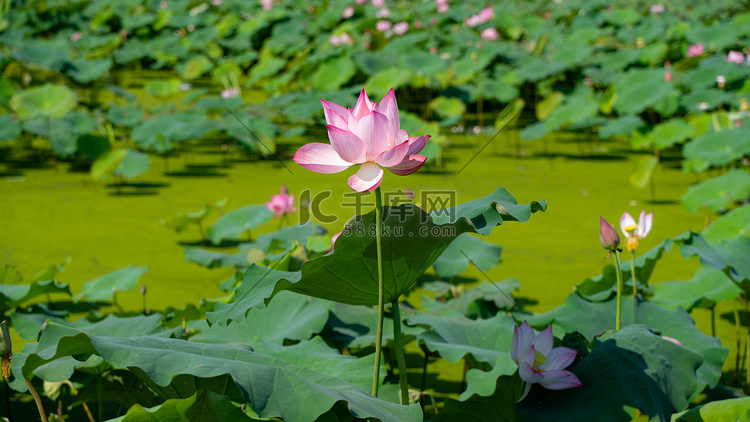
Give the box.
[515,56,567,83]
[530,295,726,396]
[410,312,517,366]
[681,169,750,213]
[113,149,151,180]
[107,390,261,422]
[547,44,593,66]
[399,51,448,77]
[91,148,128,181]
[683,127,750,172]
[221,114,277,155]
[76,135,110,161]
[0,114,21,142]
[672,397,750,422]
[638,43,668,66]
[680,57,750,89]
[17,323,422,422]
[364,68,414,98]
[681,88,732,112]
[515,326,703,422]
[10,39,70,70]
[435,374,523,422]
[74,265,148,303]
[430,96,466,120]
[0,279,71,314]
[177,56,213,80]
[312,56,355,92]
[598,115,645,139]
[419,279,519,317]
[678,232,750,290]
[686,23,740,51]
[10,314,168,390]
[544,97,599,131]
[602,8,640,26]
[459,356,521,402]
[323,302,423,350]
[629,155,658,189]
[0,264,23,285]
[68,58,112,83]
[701,204,750,243]
[206,205,274,245]
[10,84,77,120]
[192,291,333,345]
[432,233,502,278]
[648,119,695,149]
[144,78,182,98]
[208,189,545,319]
[535,91,564,121]
[651,267,741,311]
[133,112,216,152]
[614,69,674,115]
[107,103,143,128]
[598,48,642,71]
[576,238,675,301]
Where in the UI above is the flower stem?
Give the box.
[25,379,49,422]
[630,249,638,320]
[392,300,409,405]
[613,250,624,331]
[372,186,385,398]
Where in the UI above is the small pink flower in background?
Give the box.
[481,28,499,41]
[372,0,384,7]
[663,336,682,346]
[210,0,222,5]
[221,88,240,99]
[512,321,582,402]
[70,32,83,41]
[686,42,704,57]
[649,4,665,14]
[159,0,167,8]
[599,217,620,252]
[375,20,391,32]
[619,210,653,251]
[429,46,438,54]
[119,29,129,38]
[437,2,449,13]
[393,21,409,36]
[356,0,367,3]
[265,185,297,218]
[478,6,494,21]
[664,62,673,82]
[329,33,353,46]
[260,0,273,10]
[414,20,423,29]
[293,89,430,192]
[342,5,354,18]
[727,50,745,64]
[375,7,390,18]
[465,6,494,27]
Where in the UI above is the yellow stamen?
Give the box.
[626,237,640,251]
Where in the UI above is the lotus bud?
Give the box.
[716,75,726,88]
[740,98,749,112]
[636,37,645,48]
[599,217,620,252]
[140,285,147,295]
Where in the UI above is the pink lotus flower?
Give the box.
[599,217,620,252]
[512,321,582,402]
[372,0,384,6]
[649,4,665,14]
[478,6,494,21]
[437,2,449,13]
[375,20,392,32]
[481,27,499,41]
[265,185,296,218]
[664,68,673,82]
[619,210,652,251]
[329,231,342,252]
[662,336,682,346]
[260,0,273,10]
[686,42,704,57]
[293,89,430,192]
[70,32,83,41]
[356,0,367,3]
[342,5,354,18]
[727,50,745,64]
[221,88,239,98]
[393,21,409,36]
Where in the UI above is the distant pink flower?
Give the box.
[372,0,384,6]
[599,217,620,252]
[414,20,422,29]
[159,0,167,8]
[727,50,744,64]
[465,7,494,27]
[329,33,353,46]
[686,42,704,57]
[293,89,430,192]
[478,6,494,21]
[620,210,652,251]
[375,20,391,32]
[210,0,222,5]
[356,0,367,3]
[119,29,129,38]
[260,0,273,10]
[437,2,449,13]
[220,88,239,98]
[393,21,409,36]
[375,7,390,18]
[481,28,499,41]
[342,5,354,18]
[70,32,83,41]
[265,185,296,218]
[512,321,582,402]
[664,69,672,82]
[649,4,665,14]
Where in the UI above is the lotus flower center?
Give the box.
[626,237,640,251]
[533,350,547,372]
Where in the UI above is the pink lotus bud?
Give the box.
[686,42,704,57]
[727,50,744,64]
[393,21,409,36]
[260,0,273,10]
[221,88,239,98]
[376,20,391,32]
[664,69,672,82]
[71,32,83,41]
[437,2,449,13]
[599,217,620,251]
[372,0,385,6]
[481,28,499,41]
[342,5,354,18]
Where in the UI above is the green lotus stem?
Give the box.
[372,186,385,398]
[614,250,624,331]
[630,249,637,319]
[392,300,409,405]
[25,379,49,422]
[746,335,750,394]
[734,300,742,385]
